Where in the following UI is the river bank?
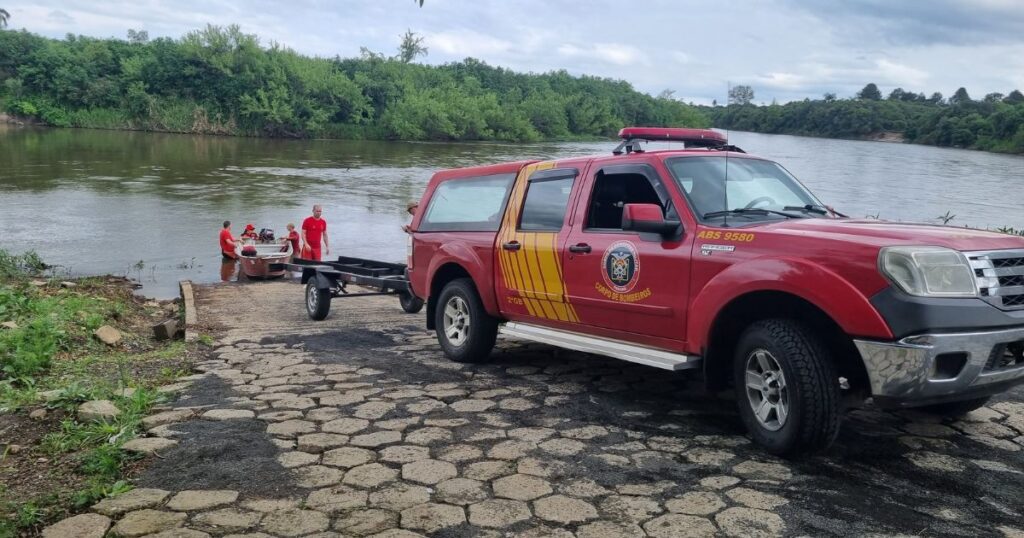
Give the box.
[0,250,199,536]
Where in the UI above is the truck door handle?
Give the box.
[502,241,521,251]
[568,243,592,253]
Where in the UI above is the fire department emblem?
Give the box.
[601,241,640,293]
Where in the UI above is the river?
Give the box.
[1,126,1022,298]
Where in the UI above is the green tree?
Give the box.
[397,30,427,63]
[950,87,971,105]
[728,85,754,105]
[857,83,881,100]
[0,8,9,29]
[1004,90,1024,104]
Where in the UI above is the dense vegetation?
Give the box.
[0,25,707,141]
[0,249,192,535]
[704,84,1024,154]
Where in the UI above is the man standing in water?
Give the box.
[219,220,240,259]
[301,205,329,261]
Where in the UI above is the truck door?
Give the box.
[561,162,692,343]
[495,163,582,324]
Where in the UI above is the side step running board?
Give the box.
[499,322,700,371]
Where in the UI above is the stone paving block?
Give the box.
[369,484,432,511]
[468,499,532,528]
[715,507,785,537]
[322,417,371,434]
[600,495,663,522]
[665,491,727,515]
[266,419,317,438]
[167,490,239,511]
[323,446,377,468]
[343,463,400,488]
[402,459,458,485]
[493,474,553,501]
[576,521,645,538]
[122,437,179,454]
[436,478,488,506]
[191,508,263,533]
[404,426,453,445]
[533,495,598,524]
[42,513,111,538]
[92,488,171,516]
[297,433,350,453]
[643,514,717,538]
[292,465,345,488]
[379,444,431,464]
[725,487,788,510]
[260,509,330,537]
[399,503,466,533]
[110,509,187,537]
[333,508,398,536]
[278,450,320,468]
[306,486,369,514]
[202,408,256,420]
[351,430,403,448]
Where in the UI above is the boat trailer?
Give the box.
[284,256,424,320]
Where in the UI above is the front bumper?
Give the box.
[854,326,1024,408]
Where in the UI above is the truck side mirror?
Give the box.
[622,203,681,238]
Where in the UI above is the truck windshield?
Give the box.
[666,156,823,222]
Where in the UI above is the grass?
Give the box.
[0,249,193,536]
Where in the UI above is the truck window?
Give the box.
[519,176,574,231]
[585,171,668,230]
[419,173,515,232]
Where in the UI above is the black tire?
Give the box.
[305,281,331,321]
[434,278,498,363]
[733,319,841,456]
[917,396,991,417]
[399,292,425,314]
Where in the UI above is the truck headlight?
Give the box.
[879,246,976,297]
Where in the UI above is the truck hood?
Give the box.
[759,218,1024,252]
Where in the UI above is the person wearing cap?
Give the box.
[240,223,259,240]
[402,201,419,233]
[301,205,329,261]
[219,221,240,260]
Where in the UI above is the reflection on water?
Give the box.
[220,259,237,283]
[1,126,1022,298]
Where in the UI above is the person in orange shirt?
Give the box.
[301,205,329,261]
[219,221,240,260]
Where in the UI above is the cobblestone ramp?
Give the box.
[48,281,1024,537]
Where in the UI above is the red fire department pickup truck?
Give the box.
[396,127,1024,454]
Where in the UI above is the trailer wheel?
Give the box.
[306,281,332,321]
[917,396,990,417]
[733,319,840,456]
[399,292,425,314]
[435,278,497,363]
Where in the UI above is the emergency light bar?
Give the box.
[613,127,740,155]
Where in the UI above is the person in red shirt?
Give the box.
[301,205,329,261]
[240,224,258,240]
[281,223,301,255]
[219,221,240,260]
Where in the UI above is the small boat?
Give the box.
[238,242,292,279]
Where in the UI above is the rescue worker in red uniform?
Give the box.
[219,221,240,260]
[281,223,301,255]
[301,205,329,261]
[240,224,258,240]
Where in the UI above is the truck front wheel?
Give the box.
[733,319,841,455]
[435,278,497,363]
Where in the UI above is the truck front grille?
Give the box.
[967,249,1024,311]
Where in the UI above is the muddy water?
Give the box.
[1,126,1022,298]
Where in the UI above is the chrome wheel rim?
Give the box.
[744,349,789,432]
[443,296,470,346]
[307,285,318,312]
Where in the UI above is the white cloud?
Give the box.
[556,42,647,67]
[427,30,516,57]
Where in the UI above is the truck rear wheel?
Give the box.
[734,319,840,455]
[306,281,332,321]
[917,396,990,417]
[435,278,497,363]
[399,292,425,314]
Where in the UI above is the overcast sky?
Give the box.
[5,0,1024,105]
